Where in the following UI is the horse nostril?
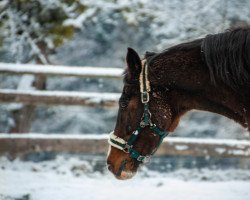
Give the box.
[117,160,127,176]
[107,163,114,173]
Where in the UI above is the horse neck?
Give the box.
[148,47,249,130]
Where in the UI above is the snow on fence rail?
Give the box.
[0,134,250,158]
[0,62,123,79]
[0,63,122,107]
[0,89,120,107]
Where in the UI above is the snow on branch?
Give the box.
[63,7,98,29]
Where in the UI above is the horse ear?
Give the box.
[126,47,141,80]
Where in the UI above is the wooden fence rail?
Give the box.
[0,63,123,79]
[1,134,250,158]
[0,63,122,107]
[0,89,120,107]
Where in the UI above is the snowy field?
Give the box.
[0,156,250,200]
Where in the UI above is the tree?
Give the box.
[0,0,91,63]
[0,0,89,132]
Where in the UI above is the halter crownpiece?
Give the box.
[140,60,151,103]
[108,61,169,163]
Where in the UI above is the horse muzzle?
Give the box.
[107,163,135,180]
[107,146,138,180]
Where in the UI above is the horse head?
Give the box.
[107,48,178,180]
[107,27,250,180]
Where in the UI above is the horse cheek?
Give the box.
[168,116,181,132]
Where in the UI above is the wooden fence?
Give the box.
[0,89,120,107]
[0,62,122,107]
[0,62,250,161]
[1,134,250,159]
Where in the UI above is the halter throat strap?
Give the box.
[109,61,169,163]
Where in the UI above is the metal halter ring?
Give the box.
[141,92,149,103]
[137,155,151,163]
[123,143,132,153]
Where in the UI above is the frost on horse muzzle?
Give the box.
[107,62,169,179]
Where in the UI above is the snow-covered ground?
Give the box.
[0,156,250,200]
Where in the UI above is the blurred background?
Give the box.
[0,0,250,200]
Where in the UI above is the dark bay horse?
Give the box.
[107,27,250,180]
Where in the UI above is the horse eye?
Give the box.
[119,97,129,109]
[120,100,128,109]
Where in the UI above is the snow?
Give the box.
[1,133,249,146]
[0,156,250,200]
[175,145,189,151]
[0,133,108,140]
[228,150,246,156]
[17,75,35,90]
[0,89,120,102]
[167,137,250,147]
[2,172,250,200]
[0,63,123,78]
[63,7,98,29]
[215,148,226,154]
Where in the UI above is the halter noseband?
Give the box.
[108,61,169,163]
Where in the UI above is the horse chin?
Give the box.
[115,170,136,180]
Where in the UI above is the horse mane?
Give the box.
[144,39,203,62]
[145,26,250,93]
[201,26,250,89]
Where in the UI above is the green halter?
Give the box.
[109,61,169,163]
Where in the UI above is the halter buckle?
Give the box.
[123,143,132,153]
[137,155,151,163]
[140,109,152,128]
[141,92,149,103]
[140,121,146,128]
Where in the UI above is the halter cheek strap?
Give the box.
[108,61,169,163]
